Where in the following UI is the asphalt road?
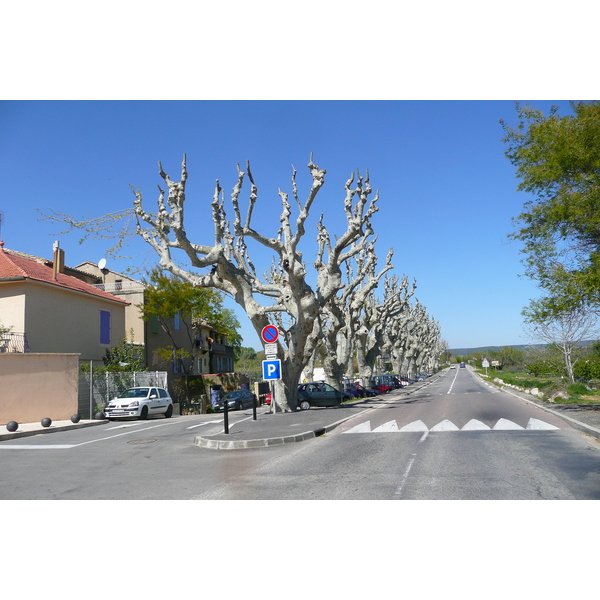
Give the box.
[2,369,600,499]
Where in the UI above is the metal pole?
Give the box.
[252,392,257,420]
[223,393,229,434]
[89,360,93,419]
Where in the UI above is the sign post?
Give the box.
[261,326,281,413]
[262,359,282,414]
[482,358,489,377]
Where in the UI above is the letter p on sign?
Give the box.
[262,359,282,380]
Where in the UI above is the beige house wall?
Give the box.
[75,263,145,345]
[0,288,25,331]
[0,280,126,361]
[0,353,79,425]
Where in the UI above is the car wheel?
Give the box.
[300,400,310,410]
[237,402,243,411]
[140,406,149,420]
[164,404,173,418]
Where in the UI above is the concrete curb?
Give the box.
[0,419,107,441]
[500,386,600,440]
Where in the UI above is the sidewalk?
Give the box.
[0,418,106,441]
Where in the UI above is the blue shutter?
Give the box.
[100,310,111,344]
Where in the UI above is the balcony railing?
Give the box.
[92,281,145,293]
[211,343,234,355]
[0,332,32,353]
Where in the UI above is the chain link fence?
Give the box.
[78,366,168,418]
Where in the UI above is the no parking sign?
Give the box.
[261,325,279,344]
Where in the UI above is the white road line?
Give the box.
[394,455,416,497]
[0,420,184,450]
[447,368,459,394]
[106,422,146,430]
[0,445,75,450]
[75,420,182,446]
[186,420,222,430]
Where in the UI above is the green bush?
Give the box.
[567,383,589,396]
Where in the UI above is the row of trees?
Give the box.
[502,101,600,382]
[47,155,445,411]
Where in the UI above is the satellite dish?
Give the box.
[98,258,107,270]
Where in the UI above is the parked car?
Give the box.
[297,382,353,410]
[345,382,378,398]
[105,387,173,420]
[214,389,257,412]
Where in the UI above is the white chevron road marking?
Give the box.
[493,418,524,430]
[430,419,460,431]
[342,417,560,434]
[343,421,372,433]
[399,420,429,432]
[526,418,559,430]
[373,420,399,432]
[462,419,491,431]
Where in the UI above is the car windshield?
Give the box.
[125,388,150,398]
[224,391,242,399]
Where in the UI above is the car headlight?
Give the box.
[128,401,140,408]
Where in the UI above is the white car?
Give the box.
[104,387,173,420]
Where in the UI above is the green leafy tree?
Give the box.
[102,331,146,372]
[502,101,600,314]
[140,268,241,376]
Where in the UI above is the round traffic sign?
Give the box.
[261,325,279,343]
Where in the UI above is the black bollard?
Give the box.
[223,396,229,434]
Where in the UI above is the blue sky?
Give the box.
[0,99,576,350]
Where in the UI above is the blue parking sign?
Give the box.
[262,359,282,380]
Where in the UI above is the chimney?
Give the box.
[52,241,65,279]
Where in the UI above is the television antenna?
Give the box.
[0,212,3,240]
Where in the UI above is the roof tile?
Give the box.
[0,246,129,305]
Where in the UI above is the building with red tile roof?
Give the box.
[0,242,128,361]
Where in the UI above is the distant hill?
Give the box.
[449,340,597,356]
[448,345,531,356]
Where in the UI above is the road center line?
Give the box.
[394,454,416,497]
[447,368,459,394]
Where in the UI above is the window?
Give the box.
[174,311,181,330]
[172,349,185,374]
[151,315,159,334]
[100,310,111,344]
